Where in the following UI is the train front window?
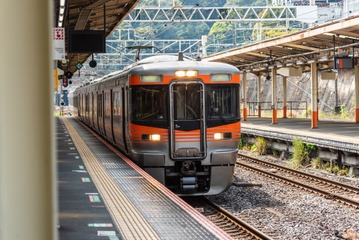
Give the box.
[173,84,200,120]
[131,86,167,121]
[206,85,239,120]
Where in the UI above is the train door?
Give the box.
[93,93,98,132]
[85,93,89,123]
[80,93,85,120]
[98,92,105,136]
[169,81,206,160]
[103,90,113,141]
[78,93,82,119]
[112,88,127,151]
[122,87,129,153]
[91,92,94,127]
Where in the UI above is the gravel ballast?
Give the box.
[208,151,359,240]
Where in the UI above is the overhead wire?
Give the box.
[133,0,222,41]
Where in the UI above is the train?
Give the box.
[71,53,241,196]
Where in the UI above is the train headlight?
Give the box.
[175,70,198,77]
[186,70,198,77]
[142,134,161,141]
[213,132,232,140]
[150,134,161,141]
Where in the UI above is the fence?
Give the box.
[246,101,308,118]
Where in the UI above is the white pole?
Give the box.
[0,0,56,240]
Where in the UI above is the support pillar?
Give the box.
[311,62,319,128]
[283,76,287,118]
[257,74,262,118]
[355,62,359,123]
[272,67,278,124]
[0,1,55,240]
[242,71,248,121]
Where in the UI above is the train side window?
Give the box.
[104,92,111,118]
[97,93,103,117]
[85,94,89,113]
[113,91,121,126]
[206,85,239,120]
[130,86,167,121]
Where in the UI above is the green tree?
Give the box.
[209,22,232,42]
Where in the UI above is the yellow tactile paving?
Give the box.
[62,117,160,240]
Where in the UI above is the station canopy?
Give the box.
[56,0,359,76]
[205,15,359,75]
[55,0,139,74]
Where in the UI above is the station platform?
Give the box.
[241,117,359,174]
[56,117,231,240]
[241,117,359,148]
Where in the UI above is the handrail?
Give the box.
[245,101,308,118]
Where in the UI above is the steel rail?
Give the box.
[237,153,359,209]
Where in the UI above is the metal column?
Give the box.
[283,76,287,118]
[242,71,247,121]
[311,62,319,128]
[355,62,359,123]
[257,74,262,118]
[271,67,278,124]
[0,1,55,240]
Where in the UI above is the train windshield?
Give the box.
[173,84,201,120]
[130,84,240,126]
[130,86,167,121]
[206,85,239,120]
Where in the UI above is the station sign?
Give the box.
[334,56,354,69]
[76,62,83,70]
[52,28,66,60]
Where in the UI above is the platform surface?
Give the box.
[241,117,359,153]
[57,117,231,240]
[57,118,122,239]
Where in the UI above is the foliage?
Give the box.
[128,22,211,40]
[238,137,247,150]
[226,0,267,6]
[250,144,257,152]
[209,22,232,42]
[137,0,162,7]
[319,105,354,121]
[253,137,268,155]
[311,157,322,169]
[312,158,349,176]
[305,143,317,158]
[289,138,309,169]
[272,149,280,157]
[263,29,289,39]
[242,144,251,151]
[114,0,302,56]
[338,105,351,119]
[238,137,251,151]
[337,167,349,176]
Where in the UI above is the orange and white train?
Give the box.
[71,54,241,196]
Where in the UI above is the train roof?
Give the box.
[76,54,239,89]
[129,55,239,75]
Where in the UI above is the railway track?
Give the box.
[237,153,359,209]
[184,197,275,240]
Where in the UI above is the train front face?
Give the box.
[128,61,241,196]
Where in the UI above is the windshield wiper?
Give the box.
[212,108,227,123]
